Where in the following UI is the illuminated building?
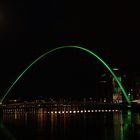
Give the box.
[112,76,122,103]
[112,68,122,103]
[97,68,124,103]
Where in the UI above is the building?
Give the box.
[96,67,129,103]
[112,68,123,103]
[96,72,112,103]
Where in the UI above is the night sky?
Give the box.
[0,1,140,101]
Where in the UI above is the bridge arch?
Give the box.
[0,46,130,104]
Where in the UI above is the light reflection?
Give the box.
[14,112,17,120]
[37,108,45,128]
[51,111,54,139]
[113,111,131,140]
[1,108,139,140]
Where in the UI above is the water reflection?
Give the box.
[1,110,140,140]
[113,111,131,140]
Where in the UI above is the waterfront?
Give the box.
[1,110,140,140]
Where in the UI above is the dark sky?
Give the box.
[0,0,140,100]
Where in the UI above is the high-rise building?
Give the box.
[96,72,112,103]
[112,68,122,103]
[96,67,124,103]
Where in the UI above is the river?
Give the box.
[0,110,140,140]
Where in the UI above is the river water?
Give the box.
[0,110,140,140]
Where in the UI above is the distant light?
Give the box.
[81,110,83,113]
[101,73,106,77]
[77,111,79,113]
[113,68,119,71]
[55,111,57,114]
[62,111,64,114]
[99,80,107,83]
[73,111,76,113]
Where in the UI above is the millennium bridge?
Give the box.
[0,101,140,115]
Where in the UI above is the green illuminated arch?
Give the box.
[0,46,131,104]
